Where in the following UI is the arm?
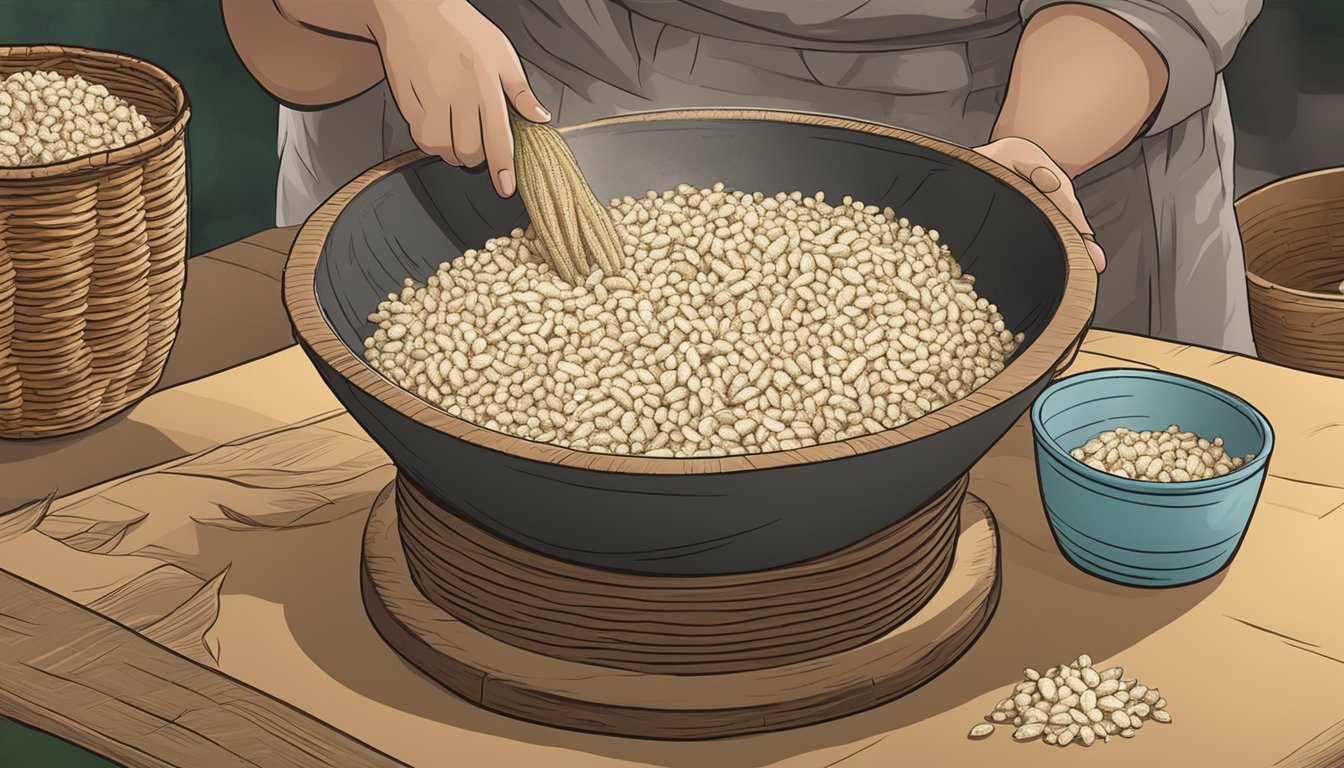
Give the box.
[991,3,1168,178]
[220,0,384,109]
[221,0,550,197]
[977,2,1259,271]
[1017,0,1263,140]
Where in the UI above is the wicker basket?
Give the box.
[0,45,190,438]
[1238,167,1344,378]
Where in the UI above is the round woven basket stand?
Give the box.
[0,45,190,438]
[363,473,1002,739]
[396,473,971,674]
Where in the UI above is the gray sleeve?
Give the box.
[1019,0,1263,135]
[276,81,414,227]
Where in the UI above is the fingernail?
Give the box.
[498,168,515,197]
[534,104,552,122]
[1087,241,1106,272]
[1029,166,1061,193]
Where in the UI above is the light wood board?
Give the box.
[0,330,1340,767]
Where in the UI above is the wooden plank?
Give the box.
[196,241,287,283]
[0,348,336,519]
[155,253,294,392]
[0,228,299,517]
[0,567,406,768]
[243,226,300,257]
[2,333,1341,766]
[1279,717,1344,768]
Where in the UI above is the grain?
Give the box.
[970,653,1172,749]
[1037,677,1056,700]
[1013,723,1045,741]
[0,70,154,167]
[1068,425,1255,482]
[365,187,1022,457]
[968,723,995,739]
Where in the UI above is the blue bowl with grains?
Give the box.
[1030,368,1273,587]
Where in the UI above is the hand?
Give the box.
[972,137,1106,272]
[367,0,550,197]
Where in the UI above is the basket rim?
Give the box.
[0,43,190,181]
[1246,277,1344,305]
[1238,166,1344,303]
[284,108,1098,475]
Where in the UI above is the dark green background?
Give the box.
[0,0,1340,766]
[2,0,279,257]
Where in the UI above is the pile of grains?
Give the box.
[1070,425,1254,482]
[0,70,155,167]
[363,185,1023,457]
[968,654,1171,748]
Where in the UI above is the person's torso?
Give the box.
[280,0,1252,352]
[472,0,1024,144]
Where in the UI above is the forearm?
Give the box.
[991,3,1168,178]
[221,0,384,108]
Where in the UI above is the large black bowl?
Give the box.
[285,110,1095,576]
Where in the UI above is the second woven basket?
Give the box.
[0,44,190,439]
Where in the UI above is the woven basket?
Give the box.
[0,45,190,438]
[1238,167,1344,378]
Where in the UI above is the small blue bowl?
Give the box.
[1030,368,1273,588]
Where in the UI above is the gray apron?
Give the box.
[277,0,1259,356]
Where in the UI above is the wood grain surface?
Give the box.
[364,482,1000,739]
[0,568,404,768]
[397,473,966,673]
[1,328,1341,767]
[284,109,1096,475]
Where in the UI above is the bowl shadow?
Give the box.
[221,424,1226,767]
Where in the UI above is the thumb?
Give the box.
[989,138,1106,274]
[500,66,550,124]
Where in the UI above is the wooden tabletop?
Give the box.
[0,227,298,517]
[0,252,1341,767]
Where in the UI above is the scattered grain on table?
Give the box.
[970,654,1171,748]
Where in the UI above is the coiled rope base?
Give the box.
[361,472,1000,739]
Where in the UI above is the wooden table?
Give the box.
[1,231,1341,768]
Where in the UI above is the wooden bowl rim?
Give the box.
[0,44,190,181]
[284,109,1097,475]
